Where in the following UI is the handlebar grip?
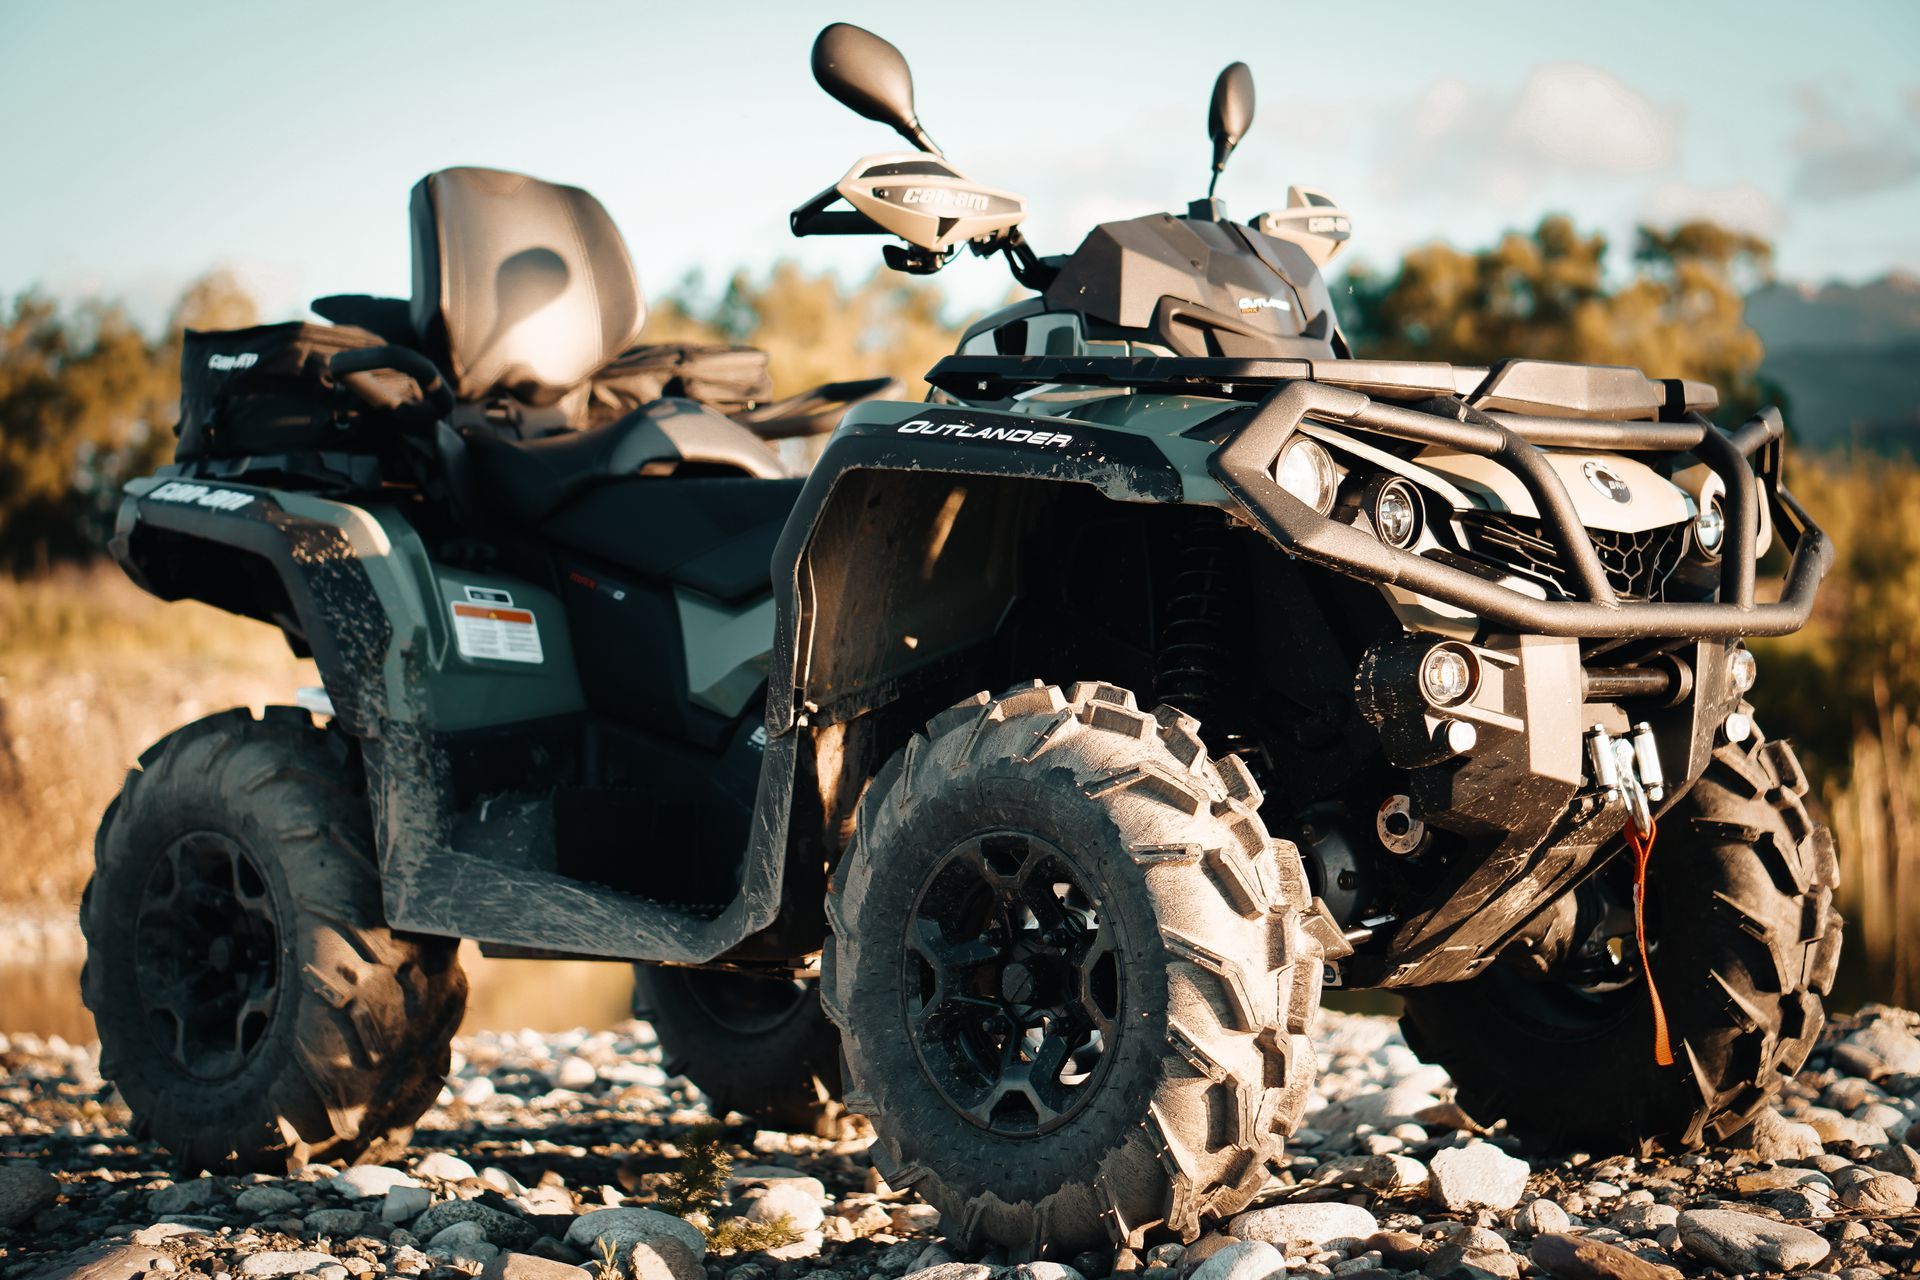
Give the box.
[791,208,888,236]
[329,347,456,415]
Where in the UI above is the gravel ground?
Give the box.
[4,1006,1919,1280]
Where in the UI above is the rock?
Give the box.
[433,1221,489,1247]
[1186,1241,1284,1280]
[480,1255,591,1280]
[1806,1112,1888,1147]
[1734,1168,1833,1195]
[1528,1233,1682,1280]
[736,1179,827,1233]
[899,1267,993,1280]
[1516,1199,1571,1236]
[1609,1203,1678,1236]
[626,1239,703,1280]
[306,1207,369,1237]
[1742,1109,1827,1162]
[237,1253,337,1279]
[234,1185,303,1214]
[329,1167,420,1199]
[1358,1154,1429,1195]
[0,1164,60,1229]
[148,1178,221,1215]
[1840,1024,1920,1078]
[1865,1143,1920,1178]
[1837,1170,1917,1212]
[1430,1143,1532,1212]
[1676,1208,1830,1273]
[384,1185,434,1222]
[31,1243,174,1280]
[1226,1202,1379,1249]
[413,1199,538,1249]
[564,1207,706,1260]
[131,1224,205,1245]
[1423,1241,1520,1279]
[1319,1085,1442,1132]
[554,1056,598,1090]
[414,1153,479,1183]
[1361,1231,1432,1269]
[1011,1264,1086,1280]
[890,1202,944,1233]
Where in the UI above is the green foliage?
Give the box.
[704,1212,801,1255]
[0,271,255,572]
[655,1122,733,1218]
[1343,215,1775,421]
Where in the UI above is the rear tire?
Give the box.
[631,965,848,1138]
[81,707,467,1174]
[1400,729,1842,1153]
[825,681,1330,1253]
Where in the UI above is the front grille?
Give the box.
[1457,513,1689,602]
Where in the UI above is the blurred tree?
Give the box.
[0,271,254,572]
[1343,215,1777,421]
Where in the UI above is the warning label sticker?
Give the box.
[450,601,544,664]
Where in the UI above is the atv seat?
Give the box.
[460,398,790,527]
[540,475,804,604]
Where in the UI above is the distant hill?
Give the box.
[1747,273,1920,455]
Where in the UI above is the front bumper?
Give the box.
[1209,381,1832,638]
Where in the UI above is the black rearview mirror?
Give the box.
[812,23,941,154]
[1207,62,1256,193]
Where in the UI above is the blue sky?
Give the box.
[4,1,1917,328]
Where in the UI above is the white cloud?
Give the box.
[1642,180,1786,238]
[1788,84,1920,199]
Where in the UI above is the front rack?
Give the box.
[928,354,1831,639]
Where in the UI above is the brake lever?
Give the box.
[328,347,456,419]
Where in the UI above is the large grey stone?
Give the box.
[1186,1240,1284,1280]
[1430,1143,1531,1211]
[480,1254,593,1280]
[626,1239,703,1280]
[1676,1209,1830,1273]
[413,1198,538,1248]
[898,1266,993,1280]
[1838,1170,1918,1212]
[737,1178,826,1232]
[1840,1024,1920,1078]
[1515,1199,1571,1236]
[0,1164,59,1229]
[1740,1109,1826,1162]
[148,1177,221,1215]
[304,1207,368,1237]
[564,1207,706,1260]
[1528,1233,1682,1280]
[413,1152,479,1182]
[1225,1201,1379,1248]
[1609,1203,1679,1236]
[383,1184,434,1222]
[234,1185,303,1215]
[237,1253,337,1279]
[29,1242,173,1280]
[328,1166,420,1199]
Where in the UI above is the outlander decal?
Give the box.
[896,418,1074,448]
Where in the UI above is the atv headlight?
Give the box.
[1373,478,1423,549]
[1275,437,1336,515]
[1694,497,1725,558]
[1420,643,1478,707]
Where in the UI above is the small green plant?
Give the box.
[705,1212,802,1255]
[657,1122,733,1218]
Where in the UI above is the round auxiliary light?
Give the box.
[1420,643,1478,707]
[1374,478,1423,548]
[1275,437,1337,515]
[1695,497,1726,558]
[1728,646,1758,695]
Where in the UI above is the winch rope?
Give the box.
[1626,816,1675,1067]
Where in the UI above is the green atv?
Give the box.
[86,22,1841,1254]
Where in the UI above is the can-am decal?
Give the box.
[207,352,258,371]
[896,418,1073,448]
[147,481,257,512]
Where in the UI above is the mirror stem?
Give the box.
[901,119,943,155]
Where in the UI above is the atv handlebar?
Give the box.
[328,347,456,418]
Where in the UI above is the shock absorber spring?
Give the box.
[1155,520,1247,739]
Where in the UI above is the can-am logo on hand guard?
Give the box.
[1583,461,1633,505]
[147,481,256,512]
[897,419,1074,448]
[1237,295,1292,314]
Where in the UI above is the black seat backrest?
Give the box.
[409,167,646,407]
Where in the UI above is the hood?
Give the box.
[1413,448,1692,533]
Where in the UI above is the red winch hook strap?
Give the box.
[1627,816,1675,1067]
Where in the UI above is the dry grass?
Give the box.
[1826,689,1920,1008]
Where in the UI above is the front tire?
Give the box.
[824,682,1331,1254]
[1400,729,1842,1153]
[81,707,467,1174]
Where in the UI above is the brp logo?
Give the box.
[1583,461,1632,505]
